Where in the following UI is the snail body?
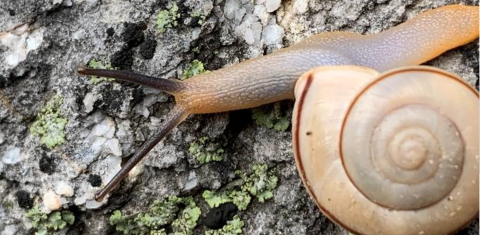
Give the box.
[293,66,479,235]
[76,4,480,231]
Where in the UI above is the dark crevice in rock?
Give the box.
[139,34,157,60]
[110,48,134,70]
[122,22,145,48]
[0,75,8,88]
[15,190,33,209]
[204,202,238,229]
[39,155,56,175]
[306,215,343,235]
[65,205,86,235]
[106,27,115,37]
[225,109,253,140]
[87,174,102,187]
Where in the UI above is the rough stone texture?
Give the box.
[0,0,478,234]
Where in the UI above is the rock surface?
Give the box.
[0,0,478,234]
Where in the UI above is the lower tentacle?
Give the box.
[94,105,190,201]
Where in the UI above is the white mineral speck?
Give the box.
[1,225,18,235]
[134,105,150,119]
[42,190,66,211]
[26,28,44,51]
[90,137,107,156]
[265,0,281,12]
[184,171,198,190]
[63,0,73,6]
[133,95,158,118]
[0,132,5,145]
[128,163,145,181]
[55,181,74,197]
[0,25,44,68]
[74,196,86,206]
[192,28,202,40]
[254,5,270,26]
[116,120,133,141]
[104,155,122,183]
[234,8,247,25]
[83,92,101,113]
[235,14,262,46]
[91,117,115,138]
[104,138,122,156]
[262,25,284,45]
[85,199,105,209]
[2,147,21,164]
[224,0,241,20]
[293,0,308,14]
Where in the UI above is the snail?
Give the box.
[76,4,479,232]
[293,66,478,235]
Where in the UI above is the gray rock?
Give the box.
[0,0,478,234]
[1,147,21,164]
[262,24,284,46]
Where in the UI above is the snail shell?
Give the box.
[292,66,479,235]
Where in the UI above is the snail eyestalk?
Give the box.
[76,66,185,94]
[94,105,189,201]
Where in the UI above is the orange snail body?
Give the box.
[293,66,479,235]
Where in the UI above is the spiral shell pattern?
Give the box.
[293,66,478,235]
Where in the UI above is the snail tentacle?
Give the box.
[77,66,185,94]
[94,105,189,201]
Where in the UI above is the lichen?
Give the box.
[228,190,251,211]
[251,102,291,132]
[182,60,209,80]
[239,164,278,203]
[188,137,223,164]
[171,200,201,234]
[25,206,75,235]
[156,3,180,33]
[109,196,201,235]
[204,216,244,235]
[202,190,251,211]
[202,190,232,208]
[29,95,68,149]
[87,59,115,85]
[202,164,277,211]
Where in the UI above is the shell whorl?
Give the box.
[292,66,479,235]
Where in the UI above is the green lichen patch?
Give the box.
[228,190,251,211]
[204,216,244,235]
[29,95,68,149]
[202,190,251,211]
[239,164,278,203]
[87,59,115,85]
[171,201,201,234]
[25,206,75,235]
[188,137,224,164]
[157,3,180,33]
[110,196,201,235]
[202,164,277,211]
[251,102,291,132]
[202,190,231,208]
[182,60,209,80]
